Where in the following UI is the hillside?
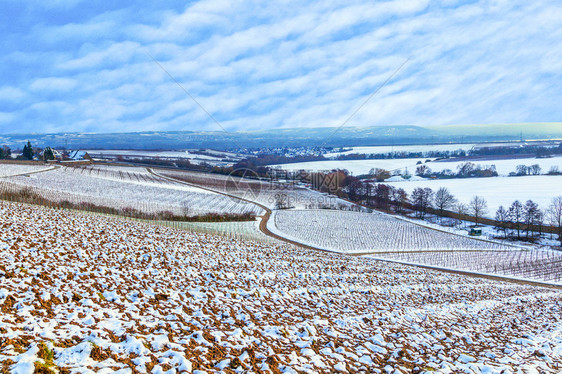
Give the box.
[1,201,561,373]
[2,123,562,150]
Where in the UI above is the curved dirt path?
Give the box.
[0,164,59,178]
[149,168,562,289]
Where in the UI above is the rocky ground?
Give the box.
[1,201,561,373]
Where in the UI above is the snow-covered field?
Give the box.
[0,163,54,177]
[4,166,263,216]
[272,158,430,175]
[274,155,562,177]
[156,219,274,243]
[270,209,562,283]
[271,209,515,253]
[429,155,562,176]
[157,169,352,210]
[373,248,562,283]
[326,143,476,156]
[384,175,562,214]
[85,149,242,165]
[2,201,562,373]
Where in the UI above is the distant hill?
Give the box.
[426,123,562,140]
[1,123,560,150]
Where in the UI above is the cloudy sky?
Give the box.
[0,0,560,134]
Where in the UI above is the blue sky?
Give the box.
[0,0,560,134]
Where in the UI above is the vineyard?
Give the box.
[0,163,54,177]
[271,209,562,283]
[374,249,562,283]
[2,165,263,217]
[271,209,516,253]
[3,163,562,285]
[157,168,351,210]
[155,219,276,243]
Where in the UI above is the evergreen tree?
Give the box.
[22,141,34,160]
[43,147,55,161]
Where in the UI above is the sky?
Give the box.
[0,0,561,134]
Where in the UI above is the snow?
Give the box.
[386,175,405,182]
[157,168,353,210]
[2,180,562,372]
[56,342,93,366]
[270,209,562,283]
[85,149,239,161]
[457,353,476,363]
[270,209,515,254]
[274,153,562,182]
[10,344,39,374]
[384,175,562,214]
[0,163,54,177]
[3,166,263,217]
[85,149,243,167]
[272,158,430,175]
[429,155,562,176]
[325,143,476,156]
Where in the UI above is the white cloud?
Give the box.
[0,87,26,102]
[30,77,77,92]
[0,112,16,124]
[0,0,561,134]
[37,20,117,45]
[4,0,86,9]
[61,41,141,70]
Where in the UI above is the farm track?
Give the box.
[150,168,562,289]
[0,164,58,178]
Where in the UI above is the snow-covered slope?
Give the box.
[1,201,562,373]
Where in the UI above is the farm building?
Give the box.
[469,227,482,236]
[68,150,92,161]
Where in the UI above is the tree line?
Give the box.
[414,161,498,179]
[385,185,562,245]
[309,169,562,246]
[334,142,562,162]
[1,141,57,161]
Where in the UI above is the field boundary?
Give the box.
[0,165,58,178]
[365,255,562,290]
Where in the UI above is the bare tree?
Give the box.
[182,201,190,217]
[548,166,560,175]
[457,162,476,177]
[495,205,509,239]
[548,196,562,246]
[373,183,391,210]
[434,187,457,221]
[372,168,391,182]
[529,164,542,175]
[455,202,468,228]
[390,187,408,213]
[523,200,540,239]
[411,187,433,219]
[469,195,488,226]
[274,193,289,209]
[508,200,524,240]
[535,210,545,237]
[415,164,431,177]
[515,164,528,176]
